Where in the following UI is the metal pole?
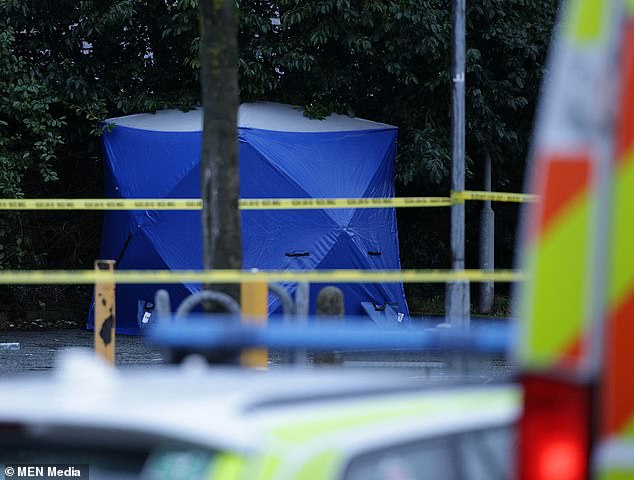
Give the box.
[445,0,470,329]
[240,281,268,368]
[292,282,310,365]
[94,259,116,365]
[480,151,495,313]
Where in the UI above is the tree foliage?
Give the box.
[236,0,557,190]
[235,0,559,292]
[0,0,199,316]
[0,0,558,318]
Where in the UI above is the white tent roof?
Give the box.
[105,102,395,133]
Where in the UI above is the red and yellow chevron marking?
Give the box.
[517,0,616,372]
[519,154,593,370]
[601,16,634,440]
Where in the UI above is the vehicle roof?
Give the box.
[0,354,520,455]
[104,102,396,133]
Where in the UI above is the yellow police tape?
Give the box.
[0,197,450,210]
[0,199,202,210]
[454,190,539,203]
[0,269,525,284]
[240,196,452,209]
[0,191,537,211]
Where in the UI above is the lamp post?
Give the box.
[445,0,470,329]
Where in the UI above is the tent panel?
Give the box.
[102,126,201,198]
[241,128,398,227]
[239,139,315,200]
[88,229,196,334]
[141,211,204,272]
[306,232,409,320]
[96,108,408,333]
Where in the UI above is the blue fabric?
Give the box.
[89,124,409,334]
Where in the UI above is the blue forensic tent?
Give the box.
[89,102,409,334]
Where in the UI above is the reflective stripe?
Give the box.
[602,17,634,438]
[293,451,339,480]
[0,198,202,210]
[565,0,609,42]
[240,196,452,209]
[519,159,593,369]
[454,190,538,203]
[250,455,283,480]
[610,113,634,310]
[209,453,245,480]
[605,157,634,435]
[519,0,621,374]
[599,469,634,480]
[255,387,519,480]
[271,389,516,444]
[0,268,525,285]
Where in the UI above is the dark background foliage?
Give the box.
[0,0,557,322]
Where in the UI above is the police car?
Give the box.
[2,0,634,478]
[0,349,518,480]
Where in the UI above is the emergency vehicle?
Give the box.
[0,0,633,478]
[515,0,634,478]
[0,352,518,480]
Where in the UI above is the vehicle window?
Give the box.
[342,426,514,480]
[458,427,515,480]
[343,437,458,480]
[140,447,216,480]
[0,437,216,480]
[0,441,147,480]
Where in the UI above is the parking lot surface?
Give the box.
[0,329,163,376]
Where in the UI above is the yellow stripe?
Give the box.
[565,0,607,42]
[0,192,536,211]
[294,451,339,480]
[0,269,525,285]
[598,468,634,480]
[624,415,634,439]
[610,152,634,439]
[0,199,202,210]
[454,190,538,203]
[609,150,634,309]
[209,453,245,480]
[519,191,591,368]
[240,196,452,209]
[250,455,283,480]
[272,389,517,444]
[0,197,451,210]
[259,388,519,480]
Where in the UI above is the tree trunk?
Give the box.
[199,0,241,303]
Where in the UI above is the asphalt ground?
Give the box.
[0,329,163,376]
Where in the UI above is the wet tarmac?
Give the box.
[0,329,163,376]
